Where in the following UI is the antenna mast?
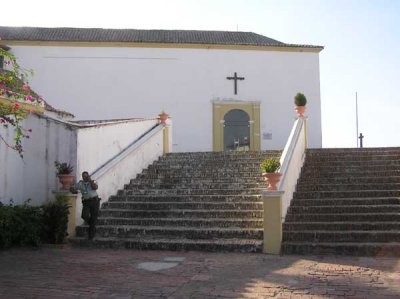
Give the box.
[356,92,359,147]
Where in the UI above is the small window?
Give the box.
[0,55,3,69]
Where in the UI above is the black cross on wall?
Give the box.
[226,72,245,95]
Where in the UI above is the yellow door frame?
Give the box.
[213,101,261,151]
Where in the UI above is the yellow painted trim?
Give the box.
[0,40,323,53]
[212,102,261,151]
[263,192,283,254]
[303,116,308,149]
[0,97,45,114]
[163,126,170,154]
[53,192,78,238]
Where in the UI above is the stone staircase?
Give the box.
[282,147,400,256]
[72,151,281,252]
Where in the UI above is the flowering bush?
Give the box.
[54,161,74,175]
[0,48,43,157]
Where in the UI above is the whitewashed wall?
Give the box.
[73,118,162,226]
[0,114,77,206]
[75,118,158,175]
[74,126,164,226]
[10,45,322,151]
[0,114,164,209]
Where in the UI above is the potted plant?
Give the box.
[158,111,169,124]
[260,157,281,191]
[54,161,74,190]
[294,92,307,117]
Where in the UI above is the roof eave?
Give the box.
[0,40,324,52]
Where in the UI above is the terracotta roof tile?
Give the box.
[0,26,323,49]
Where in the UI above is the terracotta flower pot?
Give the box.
[57,174,74,190]
[158,112,169,124]
[295,106,306,117]
[262,172,282,191]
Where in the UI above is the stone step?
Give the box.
[97,217,263,228]
[151,161,267,167]
[119,188,263,196]
[136,173,262,179]
[127,182,262,190]
[297,176,400,185]
[70,237,263,252]
[283,221,400,231]
[141,169,263,176]
[164,150,280,157]
[288,205,400,214]
[303,160,400,167]
[281,147,400,256]
[147,159,267,166]
[303,164,400,176]
[76,225,263,239]
[293,190,400,199]
[296,183,400,192]
[282,230,400,243]
[285,213,400,222]
[299,170,400,178]
[99,209,263,219]
[307,147,400,155]
[101,201,263,210]
[290,197,400,206]
[146,168,262,175]
[303,154,400,162]
[108,194,262,203]
[131,177,265,184]
[281,241,400,256]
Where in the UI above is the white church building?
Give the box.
[0,26,323,152]
[1,26,323,209]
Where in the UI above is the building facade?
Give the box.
[0,27,323,152]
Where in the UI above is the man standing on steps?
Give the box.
[71,171,100,240]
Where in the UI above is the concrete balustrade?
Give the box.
[263,117,308,254]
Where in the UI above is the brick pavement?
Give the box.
[0,246,399,298]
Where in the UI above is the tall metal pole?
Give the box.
[356,92,359,148]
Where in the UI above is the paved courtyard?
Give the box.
[0,246,399,298]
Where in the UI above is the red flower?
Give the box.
[12,103,20,110]
[25,95,33,101]
[23,85,31,91]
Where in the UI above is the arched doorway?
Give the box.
[212,101,260,151]
[223,109,250,151]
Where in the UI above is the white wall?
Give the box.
[75,126,164,226]
[0,114,162,207]
[76,118,158,175]
[0,114,77,206]
[11,45,322,151]
[73,118,162,225]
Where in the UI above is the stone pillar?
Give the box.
[262,190,284,254]
[163,125,170,154]
[303,116,308,150]
[54,191,78,238]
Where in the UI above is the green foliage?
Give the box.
[0,199,42,248]
[54,161,74,175]
[260,157,281,173]
[294,92,307,106]
[0,196,70,249]
[41,195,70,244]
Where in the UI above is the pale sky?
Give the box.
[1,0,399,148]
